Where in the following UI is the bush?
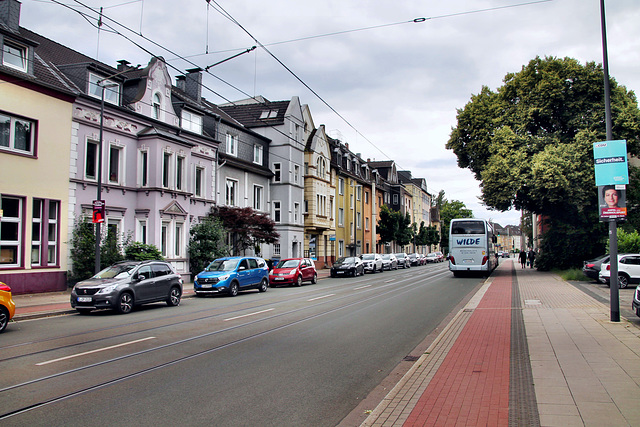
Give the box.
[555,268,589,281]
[188,217,229,278]
[617,229,640,253]
[124,241,163,261]
[68,217,97,282]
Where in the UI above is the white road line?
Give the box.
[224,308,274,321]
[354,285,371,290]
[36,337,156,366]
[385,279,395,283]
[307,294,336,301]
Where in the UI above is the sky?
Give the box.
[17,0,640,227]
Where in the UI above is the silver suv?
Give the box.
[361,253,383,273]
[71,260,183,314]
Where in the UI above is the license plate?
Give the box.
[77,296,92,303]
[200,284,212,288]
[336,271,344,274]
[274,277,284,281]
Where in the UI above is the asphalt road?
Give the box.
[0,262,484,427]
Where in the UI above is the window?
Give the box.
[181,110,202,134]
[338,178,344,195]
[225,179,237,206]
[108,145,123,184]
[139,150,148,187]
[365,217,370,230]
[316,158,326,178]
[152,93,162,119]
[195,167,204,197]
[226,133,238,156]
[365,191,369,204]
[274,243,281,256]
[163,152,172,188]
[393,194,398,204]
[0,196,23,267]
[85,139,98,180]
[317,195,326,216]
[253,144,263,164]
[137,219,147,244]
[357,186,362,201]
[0,112,35,155]
[3,40,28,72]
[304,200,308,214]
[176,156,185,191]
[274,201,281,223]
[253,185,263,211]
[22,200,53,265]
[175,223,184,257]
[294,165,300,184]
[294,202,300,223]
[273,163,281,182]
[88,73,120,105]
[330,197,334,219]
[161,222,169,257]
[338,208,344,226]
[304,162,309,175]
[357,212,361,229]
[350,194,353,209]
[338,240,344,257]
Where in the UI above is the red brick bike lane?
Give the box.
[404,272,512,426]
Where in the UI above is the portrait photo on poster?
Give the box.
[599,185,627,220]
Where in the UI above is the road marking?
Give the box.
[224,308,274,321]
[36,337,156,366]
[355,285,371,290]
[308,294,336,301]
[385,279,395,283]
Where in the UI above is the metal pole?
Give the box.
[95,85,106,274]
[601,0,619,322]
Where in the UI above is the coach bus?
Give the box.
[448,218,498,277]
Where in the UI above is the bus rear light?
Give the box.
[449,256,455,265]
[482,256,488,265]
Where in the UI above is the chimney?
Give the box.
[176,75,186,92]
[0,0,21,31]
[117,60,131,72]
[184,67,203,103]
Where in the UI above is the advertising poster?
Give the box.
[599,185,627,221]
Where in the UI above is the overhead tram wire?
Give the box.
[208,0,554,163]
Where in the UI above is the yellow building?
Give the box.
[0,5,76,293]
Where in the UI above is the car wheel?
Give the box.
[259,278,268,292]
[311,273,318,284]
[372,265,376,274]
[618,274,629,289]
[115,292,134,314]
[166,286,181,306]
[76,308,92,315]
[0,306,9,333]
[296,275,303,287]
[229,282,239,297]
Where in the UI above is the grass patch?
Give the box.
[554,268,589,281]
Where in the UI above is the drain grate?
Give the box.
[403,355,420,362]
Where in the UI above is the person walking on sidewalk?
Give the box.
[528,248,536,269]
[519,250,527,268]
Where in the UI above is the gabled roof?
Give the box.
[219,99,290,128]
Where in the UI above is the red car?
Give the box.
[269,258,318,287]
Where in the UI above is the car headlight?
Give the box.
[289,269,297,275]
[217,274,231,282]
[97,284,119,294]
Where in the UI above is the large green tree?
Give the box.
[447,56,640,269]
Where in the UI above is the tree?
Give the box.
[69,217,97,282]
[377,204,399,246]
[188,216,228,278]
[396,213,413,248]
[446,56,640,269]
[212,206,279,256]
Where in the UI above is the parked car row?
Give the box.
[583,253,640,319]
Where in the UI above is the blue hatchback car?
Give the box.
[194,256,269,297]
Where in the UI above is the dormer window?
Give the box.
[181,110,202,134]
[88,73,120,105]
[2,40,28,72]
[152,93,162,119]
[259,110,278,119]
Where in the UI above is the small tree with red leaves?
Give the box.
[211,206,280,256]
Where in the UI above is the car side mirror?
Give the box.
[136,274,146,281]
[239,266,246,271]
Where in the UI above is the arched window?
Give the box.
[316,157,326,178]
[152,93,161,119]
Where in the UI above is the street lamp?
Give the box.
[93,66,139,274]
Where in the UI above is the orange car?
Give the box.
[0,281,16,333]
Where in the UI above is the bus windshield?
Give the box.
[451,220,486,235]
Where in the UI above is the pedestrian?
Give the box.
[518,250,527,268]
[528,249,536,269]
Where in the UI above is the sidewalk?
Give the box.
[361,259,640,426]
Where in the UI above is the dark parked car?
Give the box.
[71,260,183,314]
[633,285,640,317]
[395,253,411,268]
[583,254,609,282]
[408,253,421,266]
[269,258,317,287]
[195,256,269,296]
[330,257,365,277]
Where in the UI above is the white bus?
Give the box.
[448,218,498,277]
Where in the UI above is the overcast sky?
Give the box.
[18,0,640,226]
